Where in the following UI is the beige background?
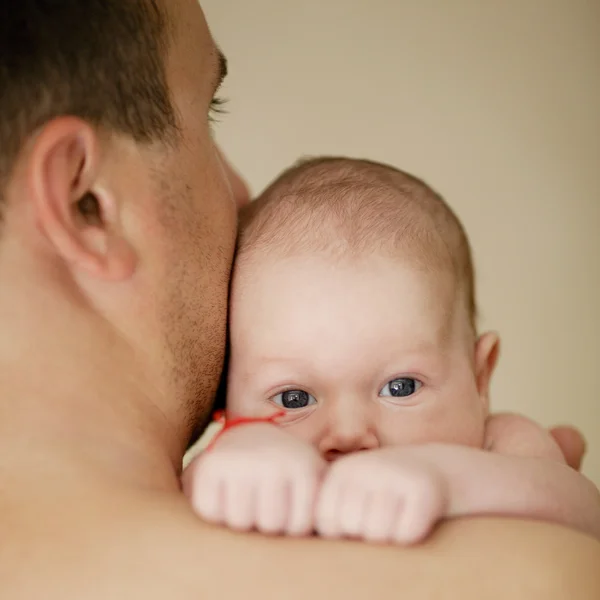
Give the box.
[201,0,600,484]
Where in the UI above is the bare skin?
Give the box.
[0,0,599,598]
[186,251,599,541]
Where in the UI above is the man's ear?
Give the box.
[28,117,136,280]
[474,331,500,408]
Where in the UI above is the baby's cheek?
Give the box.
[278,411,322,446]
[379,404,486,448]
[431,379,488,448]
[377,411,441,446]
[448,405,487,449]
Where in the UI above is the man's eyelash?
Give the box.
[209,96,229,123]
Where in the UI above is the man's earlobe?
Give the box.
[474,332,500,407]
[28,117,136,281]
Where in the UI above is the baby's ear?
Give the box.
[474,332,500,408]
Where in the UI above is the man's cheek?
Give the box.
[216,146,251,208]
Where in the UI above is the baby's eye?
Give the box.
[272,390,317,410]
[379,378,422,399]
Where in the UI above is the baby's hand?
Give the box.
[315,448,447,545]
[183,423,326,536]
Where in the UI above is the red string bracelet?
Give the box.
[205,409,286,451]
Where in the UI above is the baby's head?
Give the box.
[226,157,499,459]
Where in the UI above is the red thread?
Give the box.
[206,409,286,451]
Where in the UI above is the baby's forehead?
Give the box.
[236,157,476,332]
[234,249,464,332]
[241,160,454,273]
[231,252,473,373]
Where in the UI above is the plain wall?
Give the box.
[201,0,600,483]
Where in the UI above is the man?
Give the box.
[0,1,598,598]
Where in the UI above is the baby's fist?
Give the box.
[315,448,447,544]
[183,423,326,536]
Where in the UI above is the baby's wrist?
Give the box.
[205,409,285,451]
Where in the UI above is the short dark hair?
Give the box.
[0,0,179,212]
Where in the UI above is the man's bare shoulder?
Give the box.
[2,487,600,600]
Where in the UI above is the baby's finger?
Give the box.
[362,491,399,544]
[338,485,368,539]
[224,477,256,532]
[315,476,344,538]
[394,483,442,544]
[189,469,225,525]
[550,426,586,471]
[256,473,289,535]
[287,473,318,536]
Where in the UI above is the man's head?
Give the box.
[227,157,499,457]
[0,0,176,207]
[0,0,246,445]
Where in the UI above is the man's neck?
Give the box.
[0,276,185,494]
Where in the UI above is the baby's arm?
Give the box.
[316,442,600,544]
[428,444,600,535]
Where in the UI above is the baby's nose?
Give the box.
[318,402,379,460]
[323,447,373,462]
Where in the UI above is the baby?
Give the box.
[184,157,600,544]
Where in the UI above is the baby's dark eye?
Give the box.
[272,390,317,410]
[380,378,422,399]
